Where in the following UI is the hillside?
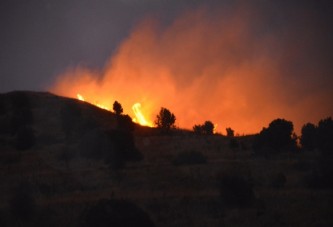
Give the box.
[0,91,332,226]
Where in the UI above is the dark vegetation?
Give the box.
[113,101,123,115]
[253,118,297,153]
[155,107,176,133]
[193,121,214,135]
[226,127,234,137]
[0,91,332,226]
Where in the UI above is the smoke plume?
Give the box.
[51,3,333,134]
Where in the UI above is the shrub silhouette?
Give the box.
[155,107,176,133]
[218,175,255,208]
[316,117,333,155]
[113,101,123,115]
[253,118,297,153]
[15,126,35,150]
[172,150,207,166]
[300,117,333,155]
[300,123,317,151]
[193,121,214,135]
[82,199,155,227]
[226,127,234,137]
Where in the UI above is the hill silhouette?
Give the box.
[0,91,332,226]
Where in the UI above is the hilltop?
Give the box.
[0,91,332,226]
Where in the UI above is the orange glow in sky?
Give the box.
[50,8,332,135]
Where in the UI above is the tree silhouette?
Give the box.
[113,101,123,115]
[155,107,176,132]
[226,127,234,137]
[193,121,214,135]
[300,123,317,151]
[253,118,297,152]
[316,117,333,154]
[202,121,214,134]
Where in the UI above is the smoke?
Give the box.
[50,3,333,134]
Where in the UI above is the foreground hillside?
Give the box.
[0,91,332,226]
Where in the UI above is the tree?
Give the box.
[253,118,297,152]
[226,127,234,137]
[316,117,333,154]
[202,121,214,135]
[113,101,123,115]
[300,123,317,151]
[155,107,176,132]
[193,121,214,135]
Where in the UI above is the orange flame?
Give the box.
[76,93,110,111]
[76,94,153,127]
[77,93,85,101]
[132,103,153,127]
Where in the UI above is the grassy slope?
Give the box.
[0,91,332,226]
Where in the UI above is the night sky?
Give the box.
[1,0,333,133]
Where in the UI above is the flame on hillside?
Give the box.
[77,93,110,111]
[76,94,153,127]
[132,103,154,127]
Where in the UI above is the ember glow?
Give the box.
[50,6,333,135]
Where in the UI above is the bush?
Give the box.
[226,127,234,137]
[193,121,214,135]
[82,199,155,227]
[218,175,255,208]
[172,150,207,166]
[253,118,297,153]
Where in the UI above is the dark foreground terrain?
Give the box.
[0,91,332,226]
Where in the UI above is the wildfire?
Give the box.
[76,93,110,111]
[77,94,85,101]
[76,94,153,127]
[132,103,153,127]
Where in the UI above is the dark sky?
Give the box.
[1,0,333,133]
[0,0,209,91]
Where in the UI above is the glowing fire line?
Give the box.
[76,94,152,127]
[132,103,153,127]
